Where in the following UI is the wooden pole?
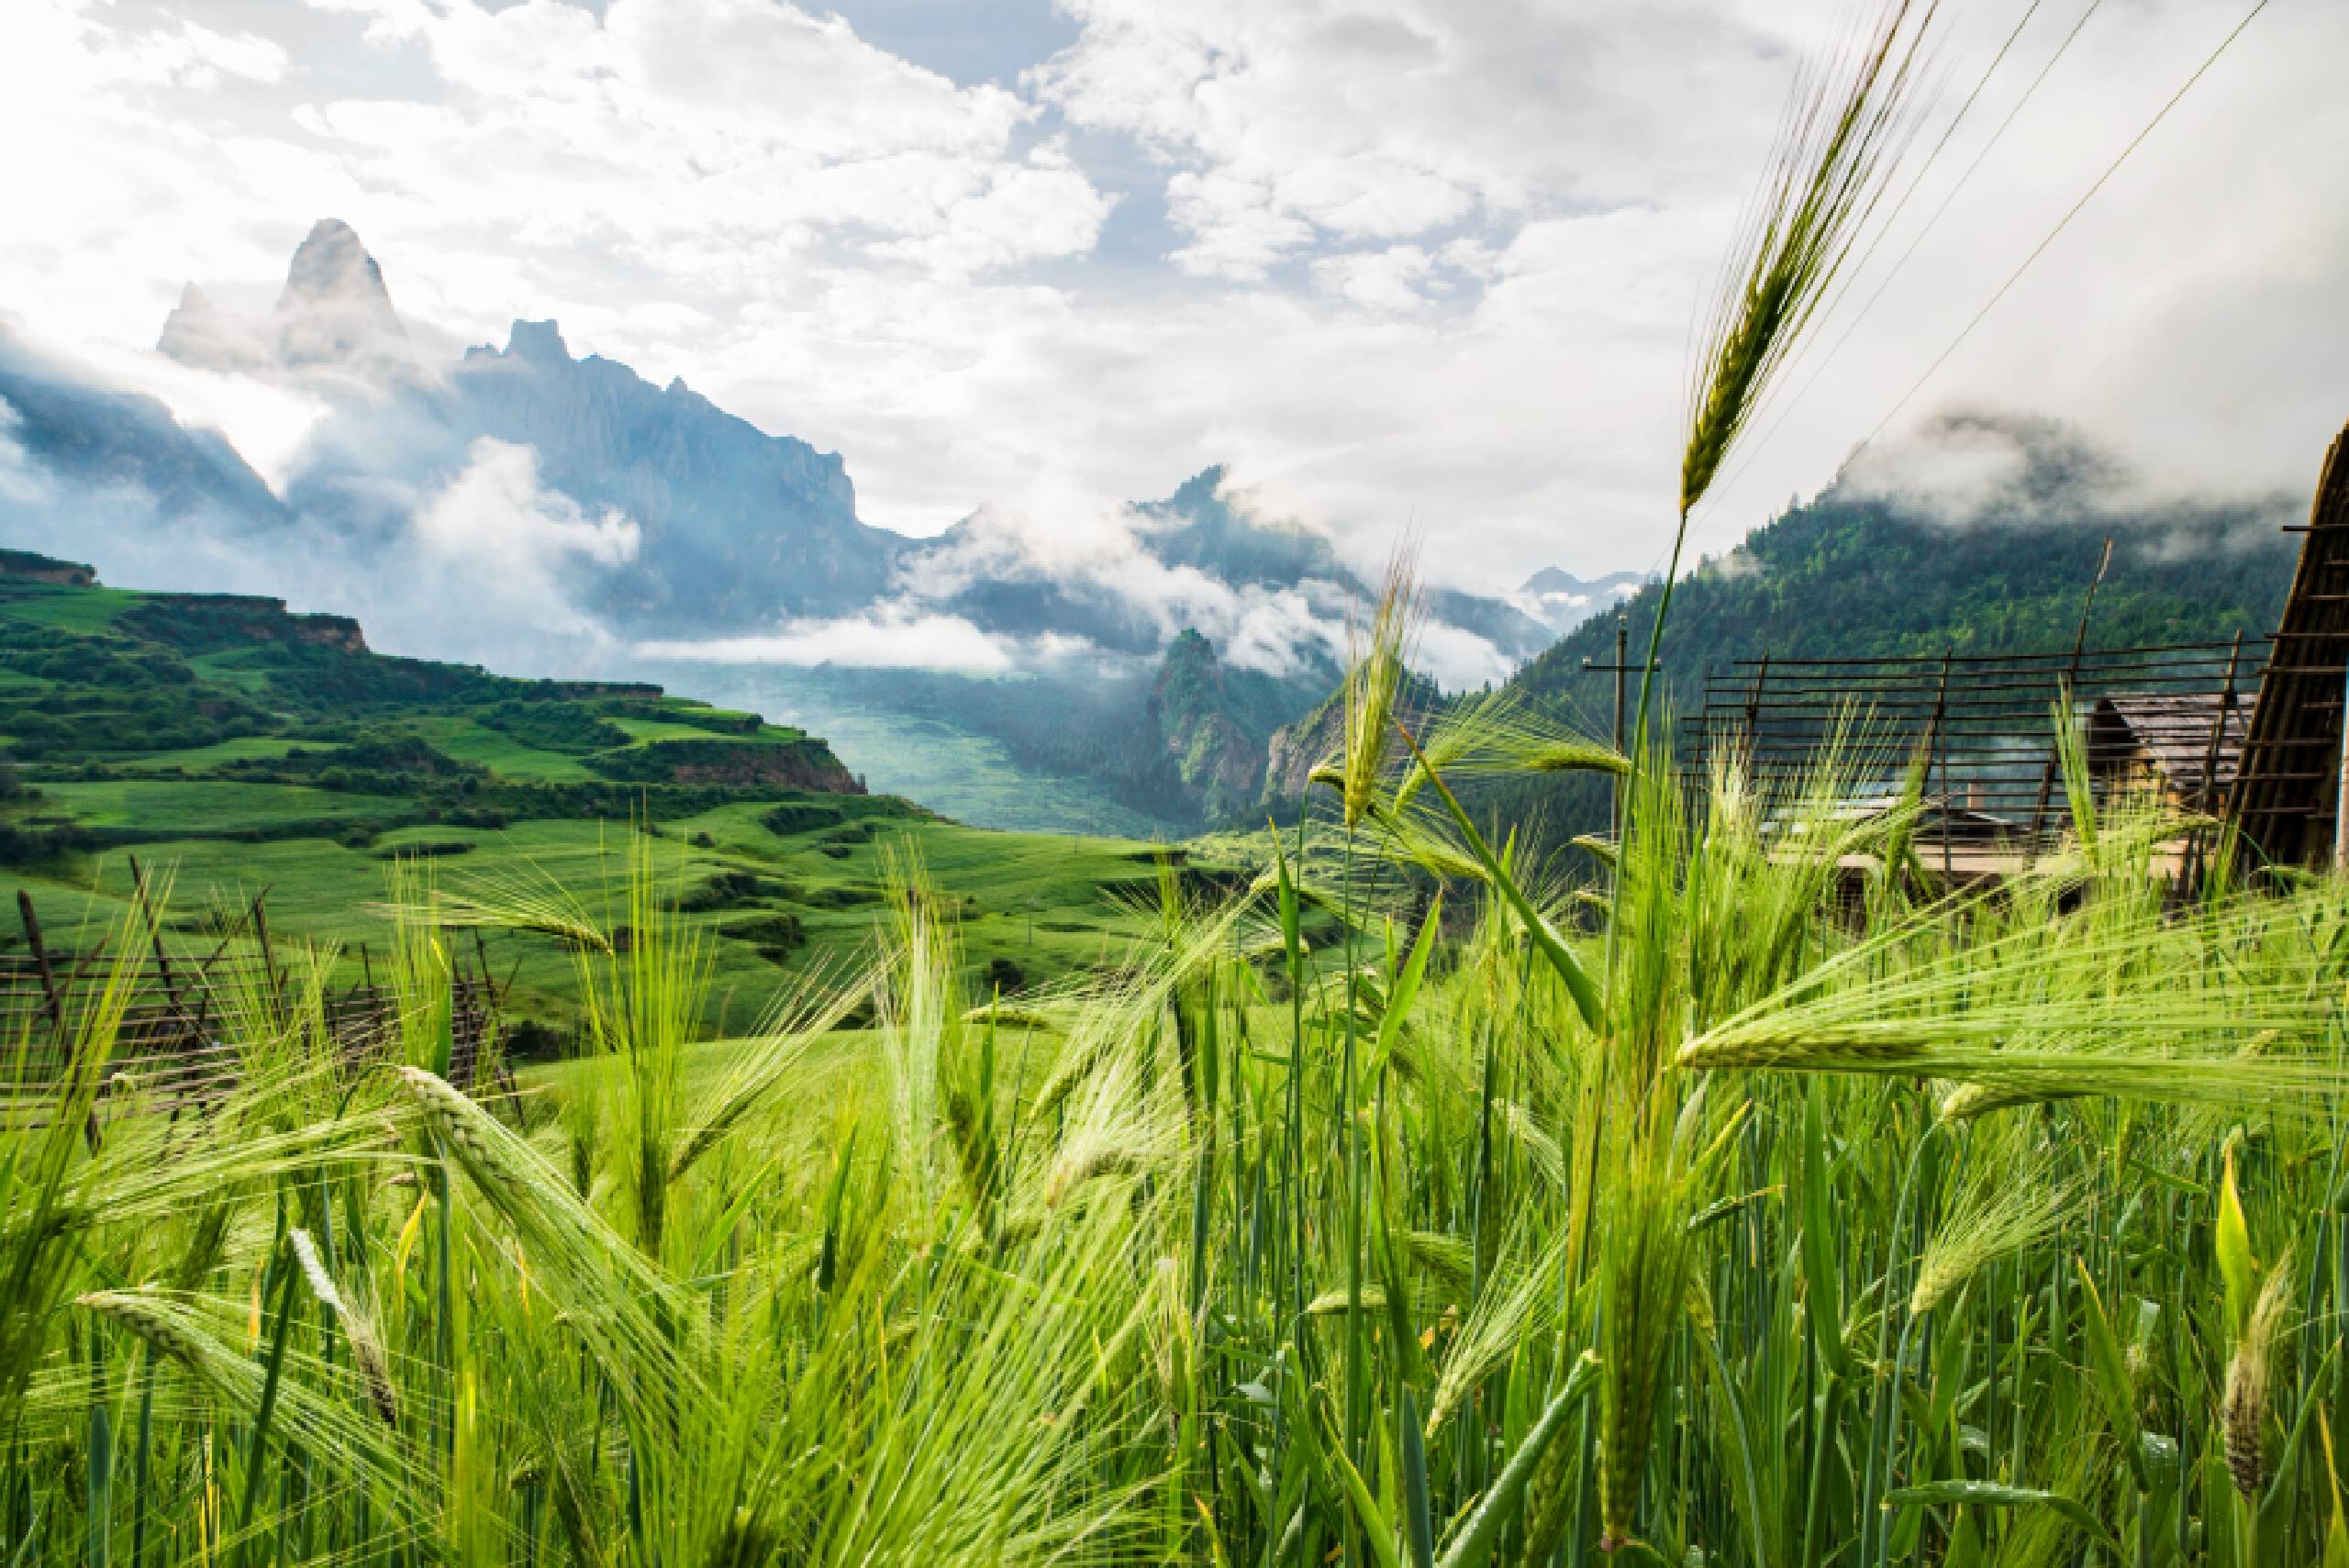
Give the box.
[1609,615,1629,847]
[1933,650,1954,884]
[2337,654,2349,872]
[250,895,285,1017]
[1744,651,1771,790]
[17,891,65,1052]
[2027,537,2116,851]
[19,892,97,1151]
[2182,632,2244,893]
[129,856,206,1048]
[1612,615,1629,752]
[127,857,181,1001]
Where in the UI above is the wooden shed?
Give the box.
[2232,417,2349,867]
[2086,690,2247,811]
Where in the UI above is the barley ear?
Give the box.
[2223,1248,2295,1497]
[1681,0,1939,517]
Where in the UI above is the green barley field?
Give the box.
[8,684,2348,1566]
[5,6,2343,1564]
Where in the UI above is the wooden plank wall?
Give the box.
[2232,417,2349,868]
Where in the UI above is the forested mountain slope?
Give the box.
[1480,453,2298,852]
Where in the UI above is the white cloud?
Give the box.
[1310,246,1435,312]
[637,607,1036,672]
[1837,407,2292,555]
[102,14,290,91]
[414,439,640,618]
[0,399,53,506]
[892,469,1359,675]
[1414,621,1512,691]
[0,0,2342,621]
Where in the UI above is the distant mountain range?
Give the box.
[10,219,2286,841]
[66,219,1560,670]
[1511,566,1649,634]
[0,218,1628,828]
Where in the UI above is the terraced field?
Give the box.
[0,554,1209,1034]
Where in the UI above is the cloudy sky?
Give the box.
[5,0,2344,595]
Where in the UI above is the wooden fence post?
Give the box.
[1933,650,1954,884]
[19,892,97,1151]
[17,891,65,1052]
[250,895,285,1016]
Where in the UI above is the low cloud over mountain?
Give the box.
[6,220,1552,688]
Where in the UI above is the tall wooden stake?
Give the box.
[19,892,96,1151]
[2027,536,2116,850]
[1933,650,1954,884]
[2337,654,2349,871]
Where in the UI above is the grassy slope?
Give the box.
[0,812,1172,1036]
[0,565,1199,1033]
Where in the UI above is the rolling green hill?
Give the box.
[0,552,1216,1036]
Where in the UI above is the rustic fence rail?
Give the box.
[1,885,505,1122]
[1681,636,2268,877]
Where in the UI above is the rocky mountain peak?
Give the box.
[158,219,413,377]
[504,319,572,364]
[277,220,390,310]
[1146,628,1262,820]
[156,282,267,373]
[1513,565,1646,635]
[272,219,413,372]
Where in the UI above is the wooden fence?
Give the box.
[1680,636,2266,880]
[2,878,506,1128]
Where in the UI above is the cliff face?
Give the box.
[586,736,863,793]
[451,321,898,628]
[1258,670,1442,816]
[0,550,95,586]
[123,594,368,654]
[1260,691,1341,810]
[1147,629,1264,822]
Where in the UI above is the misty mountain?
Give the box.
[900,463,1553,666]
[1478,413,2302,853]
[0,217,1606,828]
[160,219,417,379]
[128,219,1558,675]
[0,328,290,528]
[1513,565,1649,635]
[445,321,901,627]
[1139,472,1554,662]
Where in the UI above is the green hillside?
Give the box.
[0,554,1208,1035]
[1483,474,2298,851]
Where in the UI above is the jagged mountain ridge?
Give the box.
[0,217,1623,828]
[1513,565,1648,635]
[446,321,901,626]
[132,219,1558,667]
[0,328,292,527]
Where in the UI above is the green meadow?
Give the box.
[0,565,1206,1035]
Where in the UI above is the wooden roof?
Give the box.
[2232,416,2349,867]
[2088,690,2248,805]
